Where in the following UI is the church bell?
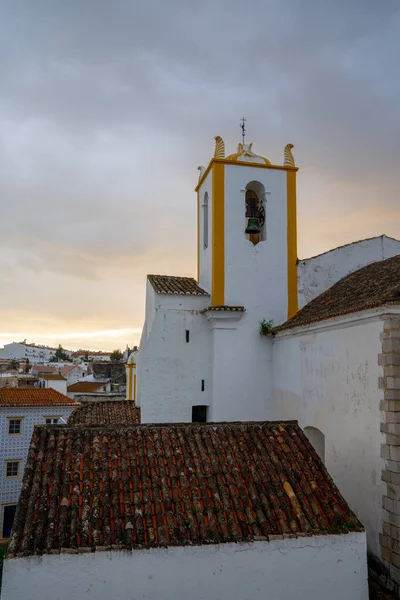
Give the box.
[245,217,261,235]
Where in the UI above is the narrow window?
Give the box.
[201,379,205,391]
[203,192,209,249]
[186,330,190,343]
[5,461,20,478]
[8,418,22,436]
[192,406,208,423]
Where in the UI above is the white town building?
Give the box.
[0,388,78,540]
[137,136,400,591]
[0,342,72,362]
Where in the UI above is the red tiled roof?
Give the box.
[31,366,57,375]
[60,365,78,377]
[274,254,400,333]
[148,275,209,296]
[8,421,361,556]
[68,401,140,425]
[0,388,78,407]
[39,373,66,381]
[67,382,107,393]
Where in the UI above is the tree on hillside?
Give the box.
[25,359,30,373]
[50,345,71,362]
[110,349,123,362]
[7,359,19,371]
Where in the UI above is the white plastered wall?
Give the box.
[138,292,211,423]
[298,235,400,308]
[271,314,385,556]
[2,533,368,600]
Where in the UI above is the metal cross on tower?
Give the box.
[240,117,247,145]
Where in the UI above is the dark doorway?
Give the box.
[192,406,208,423]
[2,505,17,538]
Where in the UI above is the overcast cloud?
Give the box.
[0,0,399,350]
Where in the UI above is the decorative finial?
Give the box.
[240,117,247,145]
[284,143,295,167]
[214,136,225,159]
[197,165,205,181]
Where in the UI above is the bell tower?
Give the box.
[195,136,298,325]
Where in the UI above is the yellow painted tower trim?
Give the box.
[287,170,298,318]
[134,373,137,401]
[197,190,200,282]
[211,162,225,306]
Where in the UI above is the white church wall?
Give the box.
[209,313,273,422]
[272,315,385,556]
[298,235,400,308]
[139,295,211,423]
[198,172,212,294]
[2,533,368,600]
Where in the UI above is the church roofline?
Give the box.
[195,158,298,192]
[298,234,400,263]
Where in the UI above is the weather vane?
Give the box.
[240,117,247,145]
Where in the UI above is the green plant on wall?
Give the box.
[259,319,274,336]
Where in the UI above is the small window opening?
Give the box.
[8,419,22,435]
[6,461,20,478]
[203,192,209,249]
[186,330,190,343]
[192,405,208,423]
[201,379,205,391]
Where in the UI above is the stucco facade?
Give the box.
[2,534,368,600]
[271,310,389,557]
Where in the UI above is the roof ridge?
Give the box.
[300,234,400,262]
[274,254,400,333]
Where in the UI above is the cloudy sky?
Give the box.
[1,0,399,351]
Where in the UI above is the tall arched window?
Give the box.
[245,181,266,245]
[304,426,325,464]
[203,192,209,249]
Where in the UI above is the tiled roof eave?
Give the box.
[272,300,400,335]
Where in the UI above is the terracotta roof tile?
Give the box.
[60,366,78,377]
[8,421,361,556]
[31,366,57,375]
[67,382,107,393]
[0,388,78,407]
[148,275,209,296]
[68,401,140,426]
[202,306,245,312]
[275,254,400,332]
[39,373,67,381]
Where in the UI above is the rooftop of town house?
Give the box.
[67,381,108,393]
[148,274,209,296]
[8,420,361,557]
[0,388,79,407]
[274,254,400,333]
[68,400,140,426]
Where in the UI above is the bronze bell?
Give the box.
[245,217,261,235]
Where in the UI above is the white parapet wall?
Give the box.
[2,533,368,600]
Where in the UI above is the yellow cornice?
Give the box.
[195,158,298,191]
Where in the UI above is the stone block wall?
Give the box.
[380,316,400,589]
